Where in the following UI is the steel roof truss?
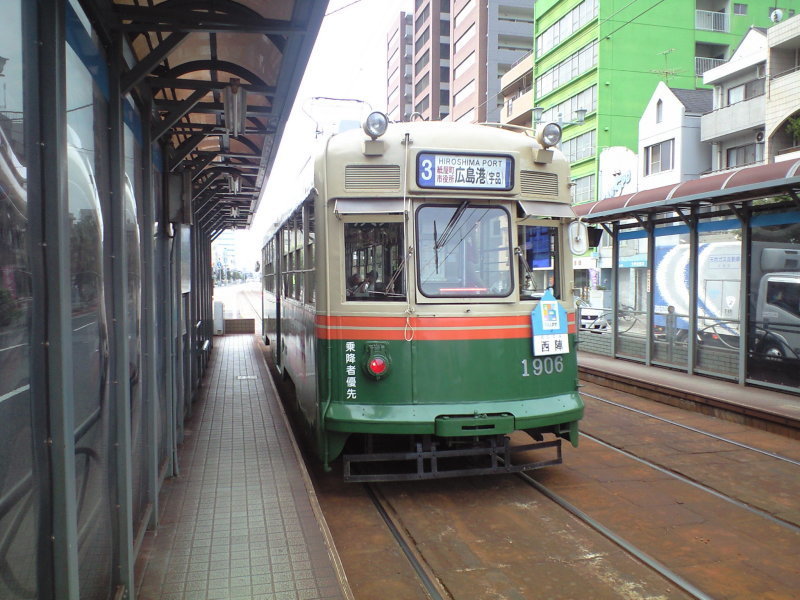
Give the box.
[114,5,304,35]
[147,77,276,96]
[122,32,188,95]
[169,133,206,172]
[152,88,207,141]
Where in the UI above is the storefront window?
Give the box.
[417,204,512,298]
[615,228,648,360]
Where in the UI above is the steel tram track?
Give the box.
[513,469,715,600]
[579,389,800,467]
[364,455,713,600]
[364,483,452,600]
[580,431,800,535]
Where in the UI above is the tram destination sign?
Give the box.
[417,152,514,191]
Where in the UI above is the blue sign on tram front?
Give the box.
[417,152,513,191]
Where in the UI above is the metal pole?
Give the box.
[611,222,619,358]
[140,97,160,529]
[739,206,751,385]
[645,216,654,366]
[34,0,79,596]
[108,29,134,596]
[688,208,698,375]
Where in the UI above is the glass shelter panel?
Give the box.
[615,229,648,360]
[747,211,800,390]
[0,3,39,598]
[66,16,115,596]
[651,225,689,369]
[695,221,741,379]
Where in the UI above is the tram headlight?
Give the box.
[536,122,562,149]
[363,111,389,140]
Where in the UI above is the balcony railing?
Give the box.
[696,56,726,76]
[696,10,729,32]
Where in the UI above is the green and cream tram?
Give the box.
[262,113,584,481]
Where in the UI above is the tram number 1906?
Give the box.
[521,356,564,377]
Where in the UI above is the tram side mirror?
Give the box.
[568,221,589,255]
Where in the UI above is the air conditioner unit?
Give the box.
[755,130,765,143]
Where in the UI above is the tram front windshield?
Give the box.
[417,204,512,298]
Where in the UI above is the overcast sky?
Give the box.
[229,0,411,266]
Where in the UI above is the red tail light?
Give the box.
[368,357,387,376]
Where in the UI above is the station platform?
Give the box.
[578,352,800,437]
[134,334,351,600]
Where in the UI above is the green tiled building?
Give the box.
[532,0,788,203]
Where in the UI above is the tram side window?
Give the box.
[263,240,275,294]
[344,222,406,301]
[282,219,303,301]
[518,225,560,300]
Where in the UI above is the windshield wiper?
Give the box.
[434,201,469,251]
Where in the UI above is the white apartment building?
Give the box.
[766,12,800,162]
[701,27,768,171]
[638,83,713,191]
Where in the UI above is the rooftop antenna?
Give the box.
[649,48,683,84]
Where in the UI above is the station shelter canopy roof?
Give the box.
[573,159,800,223]
[110,0,327,234]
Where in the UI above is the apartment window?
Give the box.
[535,40,597,97]
[440,89,450,106]
[454,51,475,80]
[440,66,450,81]
[734,3,747,14]
[644,139,674,175]
[415,94,430,114]
[415,73,430,97]
[727,78,764,106]
[454,0,476,29]
[572,174,596,204]
[656,99,663,123]
[415,26,430,54]
[727,84,744,105]
[540,85,597,124]
[415,5,430,31]
[726,143,759,168]
[745,77,765,99]
[561,130,596,163]
[456,107,476,122]
[453,79,475,106]
[415,50,430,74]
[387,87,399,107]
[440,42,450,60]
[454,23,475,53]
[536,0,599,57]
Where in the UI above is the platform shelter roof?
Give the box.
[102,0,327,236]
[573,159,800,223]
